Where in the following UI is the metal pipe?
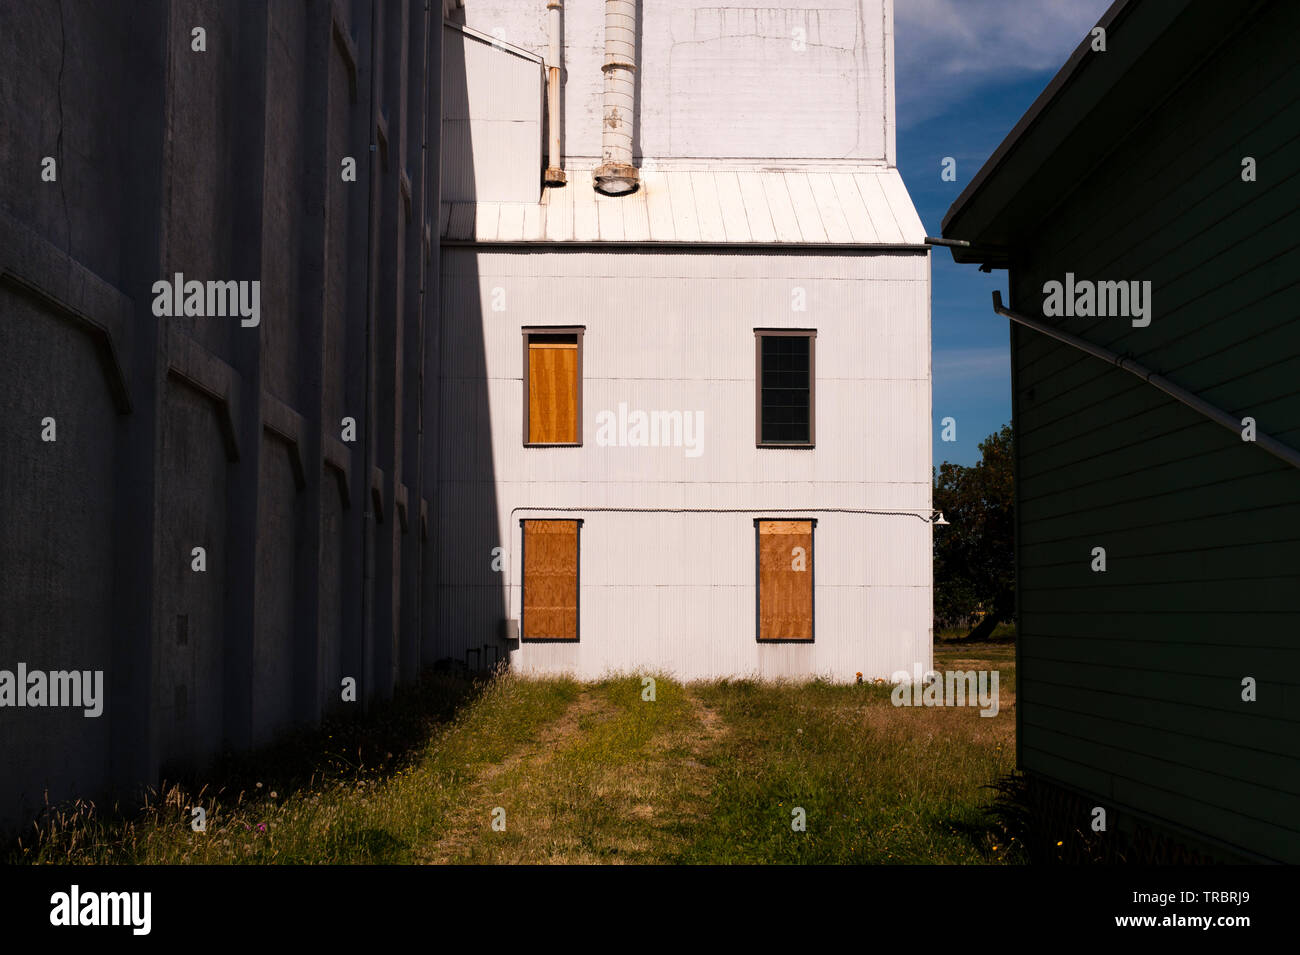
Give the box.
[992,291,1300,470]
[593,0,639,195]
[544,0,566,185]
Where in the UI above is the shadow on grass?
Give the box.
[982,771,1120,864]
[3,665,498,862]
[942,808,1023,865]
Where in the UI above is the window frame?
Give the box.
[522,325,585,447]
[754,328,817,448]
[519,517,583,643]
[753,517,817,643]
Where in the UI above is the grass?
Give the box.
[7,646,1017,864]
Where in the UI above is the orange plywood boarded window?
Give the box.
[522,519,580,641]
[757,520,814,641]
[527,336,579,444]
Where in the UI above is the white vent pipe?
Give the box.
[544,0,566,185]
[593,0,639,195]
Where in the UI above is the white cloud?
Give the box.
[894,0,1113,128]
[933,346,1010,384]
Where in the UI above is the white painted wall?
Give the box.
[437,248,933,682]
[442,24,544,202]
[457,0,895,168]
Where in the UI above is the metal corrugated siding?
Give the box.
[438,247,931,681]
[439,168,927,246]
[441,24,543,204]
[492,512,931,682]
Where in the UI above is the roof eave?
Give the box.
[942,0,1271,268]
[940,0,1137,248]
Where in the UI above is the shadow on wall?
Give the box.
[438,24,509,674]
[0,0,448,834]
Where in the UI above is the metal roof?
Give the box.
[439,167,927,247]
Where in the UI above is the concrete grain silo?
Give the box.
[0,0,447,833]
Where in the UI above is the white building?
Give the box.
[438,0,932,682]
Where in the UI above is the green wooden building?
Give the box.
[943,0,1299,862]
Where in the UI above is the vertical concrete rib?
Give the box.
[222,0,270,751]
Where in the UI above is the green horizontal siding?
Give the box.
[1019,611,1297,647]
[1008,0,1300,862]
[1025,681,1294,753]
[1023,743,1300,862]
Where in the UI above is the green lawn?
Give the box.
[10,645,1017,864]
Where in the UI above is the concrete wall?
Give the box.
[439,247,932,681]
[0,0,445,832]
[455,0,896,169]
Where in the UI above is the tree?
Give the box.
[933,423,1015,641]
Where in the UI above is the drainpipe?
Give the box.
[593,0,639,195]
[544,0,566,185]
[992,291,1300,470]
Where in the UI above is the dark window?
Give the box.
[756,330,815,446]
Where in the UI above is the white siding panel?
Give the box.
[501,511,929,682]
[441,24,543,204]
[439,247,930,681]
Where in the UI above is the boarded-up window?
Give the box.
[756,519,814,641]
[755,330,816,446]
[524,329,583,445]
[521,519,581,641]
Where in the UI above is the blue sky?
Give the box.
[892,0,1113,467]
